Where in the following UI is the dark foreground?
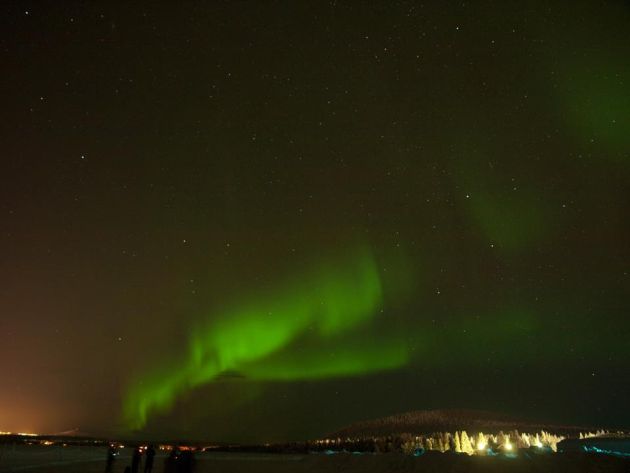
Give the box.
[1,446,629,473]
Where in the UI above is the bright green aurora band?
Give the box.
[123,246,408,429]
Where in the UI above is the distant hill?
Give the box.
[331,409,596,438]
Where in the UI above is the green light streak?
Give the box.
[123,246,408,429]
[240,335,409,381]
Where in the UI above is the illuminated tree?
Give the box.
[476,432,486,451]
[452,431,461,453]
[460,431,474,455]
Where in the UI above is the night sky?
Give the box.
[1,1,629,443]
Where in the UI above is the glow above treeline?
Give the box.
[0,431,38,436]
[123,245,410,429]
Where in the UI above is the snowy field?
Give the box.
[1,445,629,473]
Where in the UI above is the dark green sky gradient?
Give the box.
[0,1,628,441]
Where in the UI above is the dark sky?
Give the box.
[1,1,629,442]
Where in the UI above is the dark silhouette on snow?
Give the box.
[177,449,195,473]
[105,444,117,472]
[162,447,195,473]
[144,445,156,473]
[163,447,180,473]
[131,446,142,473]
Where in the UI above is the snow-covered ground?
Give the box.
[0,446,302,473]
[1,444,629,473]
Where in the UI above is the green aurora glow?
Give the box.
[123,246,409,429]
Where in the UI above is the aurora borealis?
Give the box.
[1,1,629,442]
[123,245,410,429]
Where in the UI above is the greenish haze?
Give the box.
[560,61,630,161]
[468,190,550,251]
[441,309,542,362]
[123,246,409,429]
[539,5,630,164]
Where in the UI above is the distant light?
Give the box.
[535,440,543,448]
[477,441,486,451]
[504,442,513,451]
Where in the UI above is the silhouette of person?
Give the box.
[164,447,179,473]
[105,444,117,472]
[177,449,195,473]
[131,446,142,473]
[144,445,156,473]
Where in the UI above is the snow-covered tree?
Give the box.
[460,431,474,455]
[437,437,445,453]
[442,433,451,452]
[452,431,461,453]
